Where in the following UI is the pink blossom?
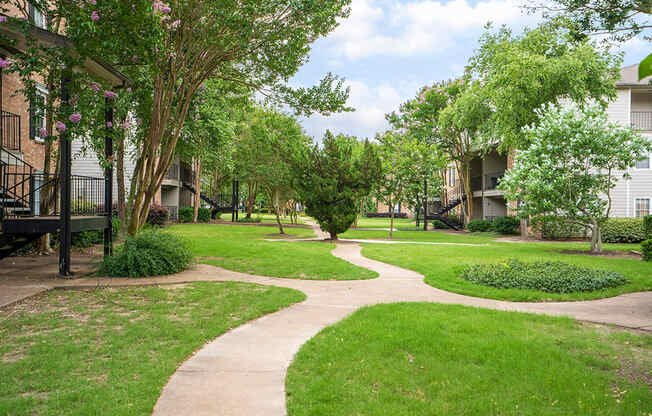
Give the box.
[199,16,206,24]
[0,58,11,69]
[69,113,82,123]
[106,121,113,128]
[38,127,48,138]
[0,16,7,23]
[56,121,67,132]
[91,83,100,92]
[126,87,132,92]
[104,90,118,99]
[171,20,180,29]
[91,11,99,21]
[119,120,130,129]
[87,0,97,4]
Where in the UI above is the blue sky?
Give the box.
[291,0,649,141]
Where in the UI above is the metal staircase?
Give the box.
[182,182,234,217]
[426,185,467,230]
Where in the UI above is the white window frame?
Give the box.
[448,167,455,187]
[634,197,650,218]
[29,2,47,29]
[634,152,650,170]
[31,85,48,143]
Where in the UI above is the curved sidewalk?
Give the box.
[153,224,652,416]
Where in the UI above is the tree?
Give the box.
[466,21,622,152]
[294,132,381,240]
[499,103,651,253]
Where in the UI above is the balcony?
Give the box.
[631,112,652,131]
[165,163,180,180]
[1,110,21,152]
[470,171,505,196]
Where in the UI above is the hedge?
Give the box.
[467,219,492,232]
[531,216,589,240]
[644,215,652,239]
[601,218,646,243]
[365,212,408,219]
[492,216,520,235]
[642,239,652,262]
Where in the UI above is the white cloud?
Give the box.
[329,0,537,59]
[300,79,419,140]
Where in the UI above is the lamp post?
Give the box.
[423,178,428,231]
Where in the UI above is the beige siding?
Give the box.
[606,89,630,126]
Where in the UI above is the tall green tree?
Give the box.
[466,21,622,152]
[500,103,651,253]
[294,132,381,239]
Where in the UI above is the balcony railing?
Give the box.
[631,112,652,131]
[1,110,21,152]
[469,171,505,192]
[165,163,180,180]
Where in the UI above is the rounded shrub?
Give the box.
[459,259,627,293]
[642,239,652,262]
[601,218,645,243]
[642,215,652,239]
[197,207,211,223]
[430,220,448,229]
[467,219,492,232]
[178,206,193,223]
[237,216,262,223]
[531,216,589,240]
[492,216,520,235]
[147,204,169,226]
[99,230,193,277]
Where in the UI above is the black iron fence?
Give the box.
[1,110,21,152]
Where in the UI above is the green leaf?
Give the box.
[639,53,652,81]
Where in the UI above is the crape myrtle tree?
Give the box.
[294,131,381,240]
[500,103,651,253]
[34,0,354,235]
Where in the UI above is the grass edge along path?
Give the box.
[169,223,378,281]
[359,241,651,302]
[0,282,306,415]
[286,303,652,416]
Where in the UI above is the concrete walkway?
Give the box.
[153,222,652,416]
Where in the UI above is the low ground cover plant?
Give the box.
[100,230,193,277]
[459,259,627,293]
[237,216,262,223]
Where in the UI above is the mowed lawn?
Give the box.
[359,236,651,301]
[0,282,305,415]
[217,213,305,224]
[340,228,498,243]
[286,303,652,416]
[169,223,377,280]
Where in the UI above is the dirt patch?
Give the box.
[556,250,642,260]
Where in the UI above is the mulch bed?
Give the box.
[556,249,642,260]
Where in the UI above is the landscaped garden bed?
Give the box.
[0,282,305,415]
[286,303,652,415]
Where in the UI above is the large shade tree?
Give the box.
[500,103,651,253]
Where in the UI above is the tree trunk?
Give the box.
[273,189,284,234]
[193,156,201,223]
[590,222,603,253]
[246,182,257,218]
[389,198,394,239]
[116,129,127,225]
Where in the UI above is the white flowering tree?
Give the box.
[500,103,652,253]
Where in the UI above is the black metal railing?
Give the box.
[484,171,505,191]
[1,110,21,152]
[632,112,652,131]
[164,205,178,221]
[70,175,108,216]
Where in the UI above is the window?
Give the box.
[448,167,455,187]
[635,153,650,169]
[29,2,47,29]
[635,198,650,218]
[29,87,48,141]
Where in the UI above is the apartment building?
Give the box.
[446,64,652,225]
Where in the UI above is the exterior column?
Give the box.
[104,97,114,256]
[59,73,72,276]
[235,180,239,221]
[231,179,236,222]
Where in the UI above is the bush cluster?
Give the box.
[147,204,169,226]
[464,216,519,234]
[467,219,492,232]
[430,220,448,229]
[531,216,589,240]
[459,259,628,293]
[365,212,408,219]
[99,230,193,277]
[178,206,212,223]
[69,218,122,249]
[641,239,652,262]
[601,218,646,243]
[237,216,262,223]
[644,215,652,239]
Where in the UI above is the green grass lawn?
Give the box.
[169,223,377,280]
[351,217,415,229]
[340,228,498,244]
[286,303,652,416]
[0,282,305,415]
[360,239,651,301]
